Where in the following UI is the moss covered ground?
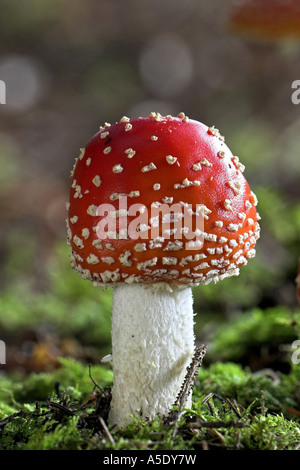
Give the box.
[0,356,300,450]
[0,226,299,451]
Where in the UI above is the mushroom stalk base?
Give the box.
[108,284,195,428]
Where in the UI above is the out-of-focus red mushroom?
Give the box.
[229,0,300,40]
[67,112,260,427]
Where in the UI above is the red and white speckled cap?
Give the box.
[67,112,260,287]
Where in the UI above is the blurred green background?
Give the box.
[0,0,299,375]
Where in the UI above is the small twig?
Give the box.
[164,344,207,441]
[77,395,97,412]
[54,382,61,400]
[275,404,300,418]
[233,400,255,421]
[206,401,215,417]
[236,430,242,450]
[202,393,216,417]
[201,440,209,450]
[186,419,250,429]
[209,428,225,443]
[48,400,74,416]
[0,411,26,429]
[98,417,115,445]
[225,398,242,419]
[201,392,214,404]
[177,344,208,405]
[89,363,103,392]
[167,344,207,424]
[233,398,244,412]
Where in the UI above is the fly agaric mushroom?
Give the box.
[67,112,260,427]
[229,0,300,40]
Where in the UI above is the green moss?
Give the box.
[0,239,300,451]
[0,243,113,350]
[24,417,92,451]
[197,361,300,413]
[1,358,113,406]
[245,414,300,450]
[207,306,300,364]
[0,358,299,450]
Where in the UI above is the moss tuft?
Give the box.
[1,358,299,450]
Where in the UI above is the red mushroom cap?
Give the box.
[67,113,260,287]
[229,0,300,40]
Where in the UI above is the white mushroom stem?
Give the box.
[108,284,195,428]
